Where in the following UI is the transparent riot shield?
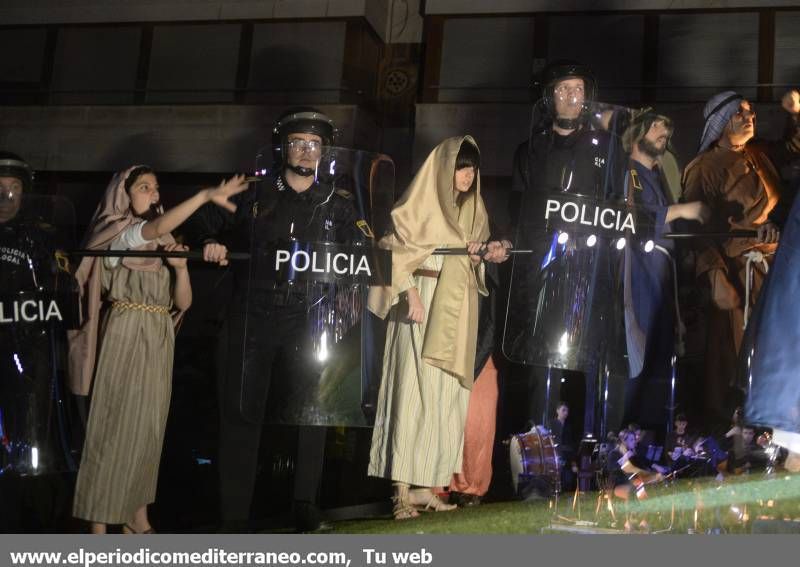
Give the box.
[1,195,81,476]
[503,101,666,437]
[239,146,394,426]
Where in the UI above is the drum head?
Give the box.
[509,428,560,498]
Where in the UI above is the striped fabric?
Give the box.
[369,253,471,488]
[73,263,174,524]
[698,91,743,153]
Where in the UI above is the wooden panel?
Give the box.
[658,12,758,102]
[549,14,644,103]
[439,16,535,103]
[134,24,153,104]
[51,25,141,104]
[420,15,444,103]
[234,22,254,104]
[642,14,659,103]
[342,18,382,106]
[757,9,776,102]
[774,10,800,100]
[147,23,240,104]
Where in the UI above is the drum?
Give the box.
[509,426,561,497]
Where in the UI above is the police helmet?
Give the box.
[271,108,336,176]
[536,60,597,129]
[0,151,34,191]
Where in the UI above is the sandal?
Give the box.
[123,524,156,534]
[410,489,457,513]
[392,483,420,521]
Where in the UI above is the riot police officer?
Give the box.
[511,60,612,204]
[508,61,626,438]
[186,109,362,532]
[1,152,48,288]
[1,152,77,530]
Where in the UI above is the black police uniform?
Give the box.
[1,214,72,472]
[186,173,362,529]
[1,210,77,531]
[509,125,626,437]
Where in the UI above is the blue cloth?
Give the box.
[624,162,673,378]
[622,162,676,429]
[744,192,800,434]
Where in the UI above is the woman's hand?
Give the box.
[406,287,425,324]
[483,240,512,263]
[467,241,484,266]
[207,174,250,213]
[164,243,189,269]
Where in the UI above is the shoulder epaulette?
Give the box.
[629,169,642,191]
[335,188,354,200]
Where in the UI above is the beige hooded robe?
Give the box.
[368,136,490,486]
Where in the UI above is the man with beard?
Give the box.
[682,91,800,429]
[620,112,709,431]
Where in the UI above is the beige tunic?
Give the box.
[73,261,174,524]
[368,253,471,487]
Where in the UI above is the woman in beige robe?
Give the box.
[367,137,491,519]
[69,167,247,533]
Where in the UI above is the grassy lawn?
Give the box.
[331,473,800,534]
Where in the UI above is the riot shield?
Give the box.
[1,195,81,476]
[239,146,394,426]
[503,101,663,436]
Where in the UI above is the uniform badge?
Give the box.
[630,169,643,191]
[55,250,71,273]
[356,219,374,239]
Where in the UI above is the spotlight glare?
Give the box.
[616,237,626,250]
[557,232,569,245]
[558,331,569,355]
[586,234,597,247]
[317,331,329,362]
[644,240,655,253]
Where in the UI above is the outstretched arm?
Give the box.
[141,175,249,241]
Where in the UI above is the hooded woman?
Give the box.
[367,136,491,520]
[68,167,247,534]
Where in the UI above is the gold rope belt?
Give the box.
[111,300,170,314]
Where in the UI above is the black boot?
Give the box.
[293,501,332,533]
